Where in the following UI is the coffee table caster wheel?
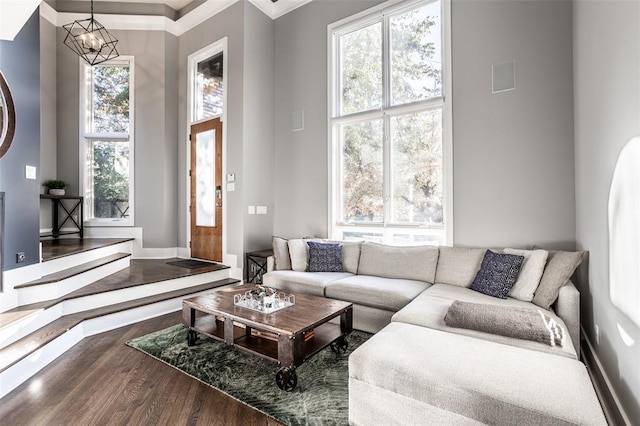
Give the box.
[275,366,297,392]
[330,337,348,354]
[187,330,197,346]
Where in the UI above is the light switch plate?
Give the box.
[248,206,256,215]
[257,206,267,215]
[25,165,37,180]
[227,182,235,192]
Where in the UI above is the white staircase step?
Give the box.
[16,253,131,305]
[0,278,240,399]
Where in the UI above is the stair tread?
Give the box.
[41,238,135,262]
[0,278,240,373]
[1,259,229,329]
[15,253,132,288]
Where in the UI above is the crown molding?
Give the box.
[248,0,313,19]
[40,0,313,37]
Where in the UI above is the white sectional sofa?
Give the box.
[263,239,607,425]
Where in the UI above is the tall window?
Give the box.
[330,0,451,244]
[81,58,134,225]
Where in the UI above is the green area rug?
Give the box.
[126,324,371,426]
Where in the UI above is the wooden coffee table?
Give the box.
[182,284,353,391]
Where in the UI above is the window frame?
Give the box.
[79,56,135,227]
[327,0,453,245]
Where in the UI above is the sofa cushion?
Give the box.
[434,246,485,287]
[533,250,586,309]
[262,270,352,297]
[272,236,291,270]
[504,248,548,302]
[357,242,439,283]
[470,250,524,299]
[324,240,362,274]
[349,322,606,426]
[307,241,344,272]
[325,275,431,311]
[392,283,576,358]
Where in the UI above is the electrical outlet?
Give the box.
[595,324,601,345]
[16,252,26,263]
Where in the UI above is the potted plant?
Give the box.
[43,179,67,196]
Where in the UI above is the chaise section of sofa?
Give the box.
[349,322,607,426]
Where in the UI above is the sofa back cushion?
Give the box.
[357,242,439,283]
[434,246,485,287]
[325,240,362,274]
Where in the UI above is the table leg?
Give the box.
[182,305,196,346]
[340,307,353,334]
[224,317,235,346]
[51,199,60,239]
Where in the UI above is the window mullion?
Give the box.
[382,14,391,109]
[383,113,391,230]
[382,14,391,235]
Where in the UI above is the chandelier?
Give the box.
[62,0,119,66]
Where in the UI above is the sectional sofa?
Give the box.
[263,238,607,425]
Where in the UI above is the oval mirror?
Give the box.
[0,71,16,159]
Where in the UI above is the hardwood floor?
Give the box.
[0,312,283,426]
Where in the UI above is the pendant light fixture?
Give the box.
[63,0,119,66]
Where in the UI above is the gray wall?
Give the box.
[40,15,57,229]
[0,10,41,270]
[242,3,274,254]
[272,0,385,239]
[574,0,640,420]
[451,0,575,248]
[56,28,178,247]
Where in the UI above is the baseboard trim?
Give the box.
[580,326,632,426]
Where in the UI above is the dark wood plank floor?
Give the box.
[0,312,283,426]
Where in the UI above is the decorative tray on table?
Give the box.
[233,285,295,314]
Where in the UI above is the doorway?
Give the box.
[190,118,223,262]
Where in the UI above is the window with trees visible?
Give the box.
[81,58,134,225]
[330,0,451,244]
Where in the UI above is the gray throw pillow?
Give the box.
[533,250,585,309]
[272,236,291,270]
[307,242,344,272]
[471,250,525,299]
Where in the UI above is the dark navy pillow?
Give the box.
[471,250,524,299]
[307,242,344,272]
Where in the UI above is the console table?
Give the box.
[40,194,84,239]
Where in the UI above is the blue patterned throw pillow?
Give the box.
[307,242,344,272]
[471,250,525,299]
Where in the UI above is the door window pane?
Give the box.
[196,129,216,227]
[340,22,382,115]
[390,109,443,224]
[390,2,442,105]
[195,53,224,121]
[91,65,130,133]
[340,119,384,223]
[90,140,130,219]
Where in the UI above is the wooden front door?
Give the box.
[190,118,223,262]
